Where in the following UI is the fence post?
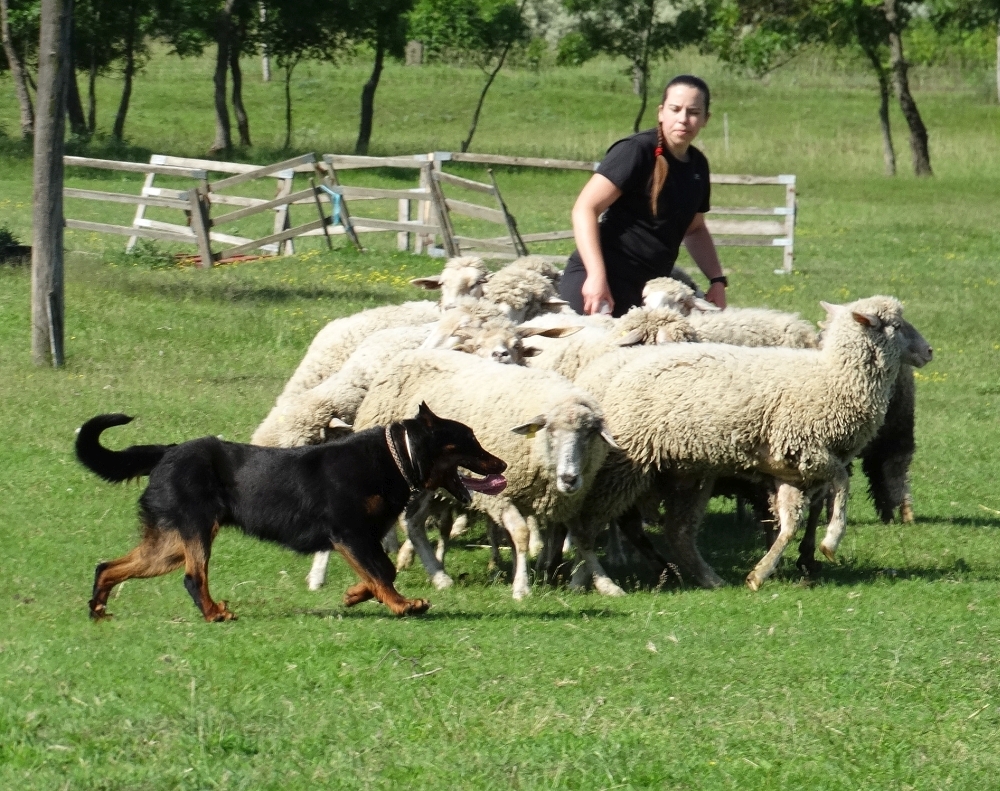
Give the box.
[397,198,411,251]
[780,175,796,274]
[187,180,214,268]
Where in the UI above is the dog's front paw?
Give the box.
[401,598,431,616]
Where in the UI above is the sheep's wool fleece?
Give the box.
[279,301,439,400]
[354,350,610,523]
[482,268,557,320]
[575,296,906,483]
[690,308,819,349]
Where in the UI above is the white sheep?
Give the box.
[409,255,490,309]
[481,266,570,322]
[352,350,620,599]
[572,296,932,591]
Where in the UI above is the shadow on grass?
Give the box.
[289,606,631,621]
[599,510,1000,592]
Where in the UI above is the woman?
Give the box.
[560,75,727,316]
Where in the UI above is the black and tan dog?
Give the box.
[76,403,506,621]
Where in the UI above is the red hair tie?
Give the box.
[654,146,663,158]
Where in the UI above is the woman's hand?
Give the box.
[706,281,727,309]
[582,273,614,315]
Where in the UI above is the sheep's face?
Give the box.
[510,402,617,495]
[822,296,932,369]
[896,318,933,368]
[642,278,718,315]
[411,257,489,310]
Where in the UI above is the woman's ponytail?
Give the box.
[650,124,668,217]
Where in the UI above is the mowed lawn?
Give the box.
[1,51,1000,789]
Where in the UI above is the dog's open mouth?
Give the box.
[458,469,507,496]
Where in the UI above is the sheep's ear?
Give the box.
[615,327,647,347]
[328,417,353,430]
[520,346,543,357]
[510,415,547,437]
[692,297,720,312]
[852,311,882,330]
[599,425,620,450]
[410,276,443,290]
[819,300,845,319]
[518,325,582,339]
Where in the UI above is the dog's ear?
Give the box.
[510,415,547,438]
[416,401,438,426]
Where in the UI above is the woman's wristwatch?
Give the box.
[709,276,728,288]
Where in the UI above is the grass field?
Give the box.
[1,49,1000,789]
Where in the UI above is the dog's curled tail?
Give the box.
[76,414,171,483]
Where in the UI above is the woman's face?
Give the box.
[658,84,709,149]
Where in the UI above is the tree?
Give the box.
[352,0,412,155]
[711,0,932,176]
[259,0,349,149]
[0,0,38,139]
[926,0,1000,103]
[409,0,530,151]
[32,0,71,366]
[563,0,710,132]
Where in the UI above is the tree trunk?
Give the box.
[66,52,88,137]
[0,0,35,139]
[260,2,270,81]
[860,41,896,176]
[230,28,251,146]
[996,15,999,104]
[461,42,515,153]
[112,0,137,141]
[884,0,931,176]
[87,47,97,134]
[32,0,72,366]
[632,61,649,133]
[282,61,296,150]
[355,37,385,155]
[210,0,236,154]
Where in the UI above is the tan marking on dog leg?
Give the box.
[364,495,384,515]
[89,526,185,619]
[334,543,429,616]
[747,483,805,590]
[343,581,375,607]
[182,532,235,622]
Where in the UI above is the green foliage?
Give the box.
[111,239,179,270]
[556,30,594,65]
[0,223,20,251]
[907,16,996,68]
[408,0,530,67]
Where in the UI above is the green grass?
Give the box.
[2,49,1000,789]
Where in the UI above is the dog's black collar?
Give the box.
[386,424,421,493]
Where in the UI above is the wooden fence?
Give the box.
[64,150,797,273]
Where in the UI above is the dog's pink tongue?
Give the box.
[461,473,507,495]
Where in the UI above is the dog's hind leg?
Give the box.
[89,525,185,620]
[181,526,236,622]
[335,540,430,616]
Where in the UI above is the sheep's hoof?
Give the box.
[594,577,626,597]
[431,571,454,590]
[697,572,726,589]
[511,584,531,601]
[306,574,325,592]
[395,542,415,570]
[819,545,837,563]
[745,574,761,592]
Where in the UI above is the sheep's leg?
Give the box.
[383,524,401,555]
[306,551,331,591]
[899,475,914,524]
[796,490,825,575]
[527,515,544,559]
[567,518,625,597]
[486,516,504,572]
[603,521,630,569]
[403,494,453,589]
[661,476,724,589]
[746,483,805,591]
[436,509,468,564]
[500,504,532,600]
[819,469,851,560]
[536,521,567,584]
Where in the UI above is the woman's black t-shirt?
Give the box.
[561,128,711,316]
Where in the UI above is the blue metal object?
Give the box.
[317,184,342,226]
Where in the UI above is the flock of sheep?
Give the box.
[249,255,933,598]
